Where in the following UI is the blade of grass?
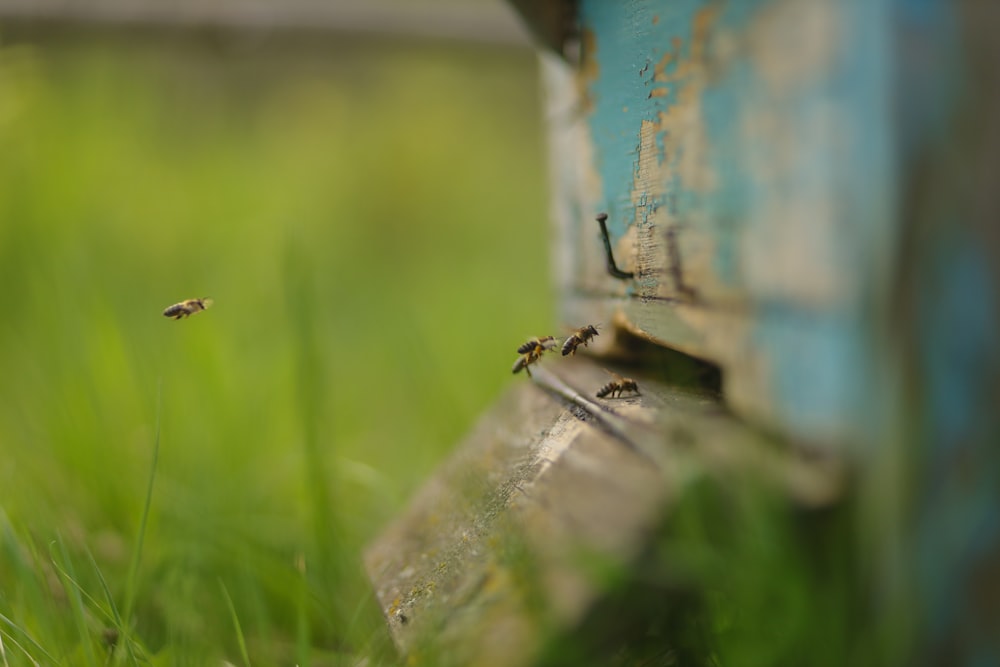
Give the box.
[85,546,142,665]
[0,612,60,665]
[284,239,351,653]
[219,579,251,667]
[0,626,39,667]
[295,554,310,667]
[123,378,162,629]
[49,555,153,664]
[0,516,59,656]
[48,557,115,627]
[51,536,98,667]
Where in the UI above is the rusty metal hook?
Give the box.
[596,213,634,280]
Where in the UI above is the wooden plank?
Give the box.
[364,354,843,665]
[540,1,1000,661]
[544,0,894,449]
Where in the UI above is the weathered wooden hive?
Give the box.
[365,1,1000,665]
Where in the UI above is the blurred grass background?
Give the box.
[0,24,551,665]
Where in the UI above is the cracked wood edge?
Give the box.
[364,355,845,665]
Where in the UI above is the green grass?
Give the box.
[0,29,552,665]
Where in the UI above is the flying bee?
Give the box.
[163,297,213,320]
[595,370,640,399]
[517,336,557,355]
[512,336,558,377]
[561,324,600,356]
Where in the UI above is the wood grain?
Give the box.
[546,0,893,449]
[364,354,843,664]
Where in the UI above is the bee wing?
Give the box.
[541,337,560,351]
[601,368,625,382]
[512,356,528,374]
[201,298,214,309]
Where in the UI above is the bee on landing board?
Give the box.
[561,324,600,356]
[512,336,558,377]
[596,371,640,399]
[163,297,213,320]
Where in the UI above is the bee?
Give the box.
[561,324,600,356]
[511,351,543,376]
[163,297,213,320]
[595,371,640,399]
[512,336,558,377]
[517,336,557,355]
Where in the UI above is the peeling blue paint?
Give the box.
[580,0,703,238]
[580,0,893,443]
[572,0,998,662]
[698,64,751,288]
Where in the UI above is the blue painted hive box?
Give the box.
[364,1,1000,664]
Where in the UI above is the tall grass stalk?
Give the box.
[219,579,252,667]
[295,554,310,667]
[123,378,162,632]
[51,537,97,667]
[0,611,57,666]
[86,546,141,665]
[0,627,36,667]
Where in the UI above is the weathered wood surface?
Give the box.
[364,354,843,665]
[537,0,1000,662]
[545,0,894,450]
[361,0,998,662]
